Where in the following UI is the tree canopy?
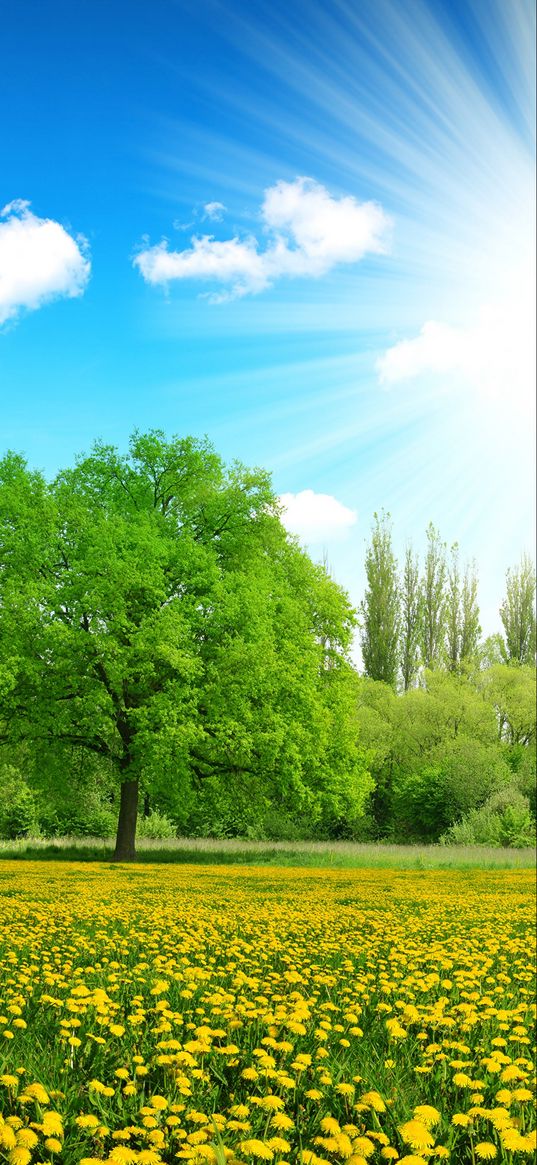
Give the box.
[0,431,370,857]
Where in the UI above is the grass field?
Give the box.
[0,838,535,869]
[0,862,535,1165]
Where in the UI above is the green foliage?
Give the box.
[400,545,421,691]
[0,431,370,855]
[420,523,447,668]
[359,511,400,688]
[442,786,536,848]
[137,810,177,840]
[0,764,38,839]
[355,665,532,842]
[500,553,536,664]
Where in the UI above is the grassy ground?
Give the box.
[0,834,534,867]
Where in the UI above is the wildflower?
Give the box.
[239,1140,274,1160]
[475,1146,497,1160]
[9,1152,32,1165]
[270,1115,294,1131]
[15,1130,39,1149]
[413,1106,441,1129]
[320,1118,340,1135]
[399,1122,434,1151]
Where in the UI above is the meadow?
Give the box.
[0,840,535,869]
[0,863,535,1165]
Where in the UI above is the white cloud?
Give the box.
[0,200,90,326]
[279,489,357,543]
[202,201,226,221]
[134,177,391,301]
[135,234,267,301]
[376,320,465,384]
[376,271,535,410]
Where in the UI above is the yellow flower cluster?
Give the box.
[0,862,535,1165]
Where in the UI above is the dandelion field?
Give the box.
[0,864,535,1165]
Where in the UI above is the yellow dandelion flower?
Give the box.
[270,1115,294,1131]
[399,1122,434,1151]
[360,1092,386,1113]
[8,1150,32,1165]
[23,1083,49,1104]
[352,1137,375,1157]
[1,1129,17,1151]
[45,1137,63,1153]
[320,1118,341,1135]
[475,1145,497,1160]
[150,1096,168,1111]
[239,1140,274,1160]
[16,1129,39,1149]
[76,1116,100,1130]
[266,1137,291,1154]
[413,1107,441,1129]
[258,1097,285,1112]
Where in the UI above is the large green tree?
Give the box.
[0,432,370,858]
[359,512,400,689]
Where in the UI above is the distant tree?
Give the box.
[0,432,370,860]
[359,512,400,689]
[445,543,461,671]
[400,544,421,690]
[500,554,536,664]
[460,560,481,662]
[420,523,447,668]
[445,547,481,669]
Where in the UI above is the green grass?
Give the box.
[0,834,534,867]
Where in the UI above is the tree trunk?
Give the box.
[113,778,139,861]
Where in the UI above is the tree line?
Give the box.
[359,512,536,688]
[0,433,535,855]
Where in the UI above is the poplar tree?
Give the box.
[460,560,481,662]
[500,554,537,665]
[421,523,447,669]
[445,543,461,671]
[400,544,421,690]
[359,512,400,689]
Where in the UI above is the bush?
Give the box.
[0,765,38,839]
[441,785,536,848]
[137,810,177,840]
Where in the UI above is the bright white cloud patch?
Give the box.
[279,489,357,543]
[376,270,535,411]
[134,177,390,301]
[0,200,90,326]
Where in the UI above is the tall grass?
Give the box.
[0,835,534,867]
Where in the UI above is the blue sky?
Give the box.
[1,0,535,645]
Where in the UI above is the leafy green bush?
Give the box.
[0,765,38,839]
[137,811,177,840]
[441,785,536,848]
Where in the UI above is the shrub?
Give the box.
[137,810,177,840]
[0,765,38,839]
[441,785,535,848]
